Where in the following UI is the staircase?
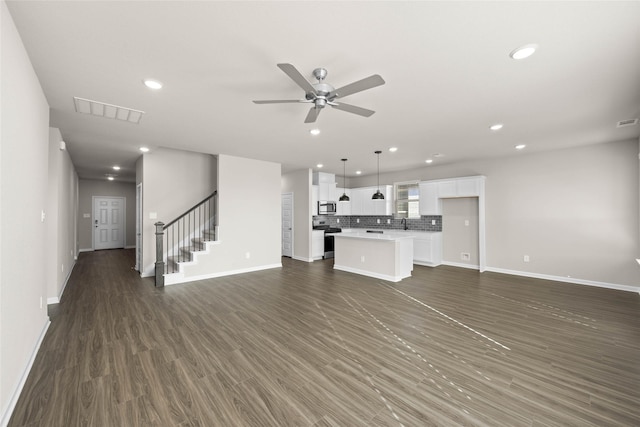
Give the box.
[154,191,217,286]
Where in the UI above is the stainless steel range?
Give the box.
[312,219,342,259]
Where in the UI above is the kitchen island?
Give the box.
[332,231,414,282]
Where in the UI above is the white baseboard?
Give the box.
[78,248,93,253]
[484,266,640,294]
[333,264,408,283]
[292,255,313,263]
[441,261,479,270]
[166,263,283,286]
[1,319,50,427]
[47,259,76,305]
[125,245,135,249]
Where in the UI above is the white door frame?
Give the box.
[282,192,294,257]
[136,184,143,271]
[92,196,126,250]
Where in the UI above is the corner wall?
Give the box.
[140,148,217,276]
[1,2,51,423]
[181,155,281,279]
[46,128,79,304]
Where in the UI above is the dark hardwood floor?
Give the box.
[9,249,640,426]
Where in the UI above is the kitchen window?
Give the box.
[395,181,420,218]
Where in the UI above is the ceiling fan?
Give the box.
[253,63,385,123]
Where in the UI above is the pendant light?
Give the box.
[339,159,350,201]
[372,150,384,199]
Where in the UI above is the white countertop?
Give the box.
[332,230,415,241]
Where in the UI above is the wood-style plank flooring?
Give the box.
[9,249,640,426]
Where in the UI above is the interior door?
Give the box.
[93,196,125,250]
[281,193,293,257]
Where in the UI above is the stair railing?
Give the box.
[154,191,217,287]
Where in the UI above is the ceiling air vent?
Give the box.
[616,118,638,128]
[73,97,145,124]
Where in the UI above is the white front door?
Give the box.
[282,193,293,257]
[94,196,125,250]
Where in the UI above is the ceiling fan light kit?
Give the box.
[253,63,385,123]
[372,150,384,200]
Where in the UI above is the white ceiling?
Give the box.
[7,1,640,183]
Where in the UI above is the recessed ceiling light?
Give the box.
[107,176,115,181]
[425,159,433,164]
[139,147,150,152]
[515,144,526,150]
[113,166,121,170]
[490,123,503,131]
[356,170,362,175]
[510,44,538,60]
[433,153,445,158]
[317,163,323,168]
[310,129,320,136]
[388,147,398,152]
[143,79,163,89]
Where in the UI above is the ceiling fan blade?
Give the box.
[277,63,317,94]
[330,74,385,99]
[304,107,321,123]
[331,102,375,117]
[253,100,303,104]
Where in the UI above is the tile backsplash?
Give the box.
[313,215,442,232]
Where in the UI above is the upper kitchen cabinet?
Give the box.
[313,172,337,201]
[419,176,485,215]
[336,189,351,215]
[350,185,393,215]
[419,181,440,215]
[312,185,319,215]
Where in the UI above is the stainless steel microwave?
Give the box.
[318,201,337,215]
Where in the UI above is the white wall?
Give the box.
[182,155,281,278]
[442,198,479,267]
[46,128,79,304]
[140,148,217,276]
[350,140,640,289]
[77,179,136,251]
[1,2,51,423]
[281,169,312,262]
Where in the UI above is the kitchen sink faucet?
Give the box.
[401,218,408,230]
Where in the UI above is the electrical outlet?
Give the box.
[245,252,251,259]
[356,218,360,223]
[524,255,530,262]
[360,256,365,263]
[387,219,390,224]
[464,219,469,226]
[431,220,436,225]
[461,253,470,261]
[377,219,380,224]
[61,264,64,273]
[336,218,340,223]
[40,296,43,309]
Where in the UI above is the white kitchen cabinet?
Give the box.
[412,232,442,267]
[336,189,351,215]
[313,172,337,201]
[436,176,483,198]
[419,181,440,215]
[312,230,325,260]
[312,185,319,216]
[350,185,393,215]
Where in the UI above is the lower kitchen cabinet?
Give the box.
[312,230,324,260]
[412,232,442,267]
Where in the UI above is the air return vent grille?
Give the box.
[73,97,145,124]
[616,118,638,128]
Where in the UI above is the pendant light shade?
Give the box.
[372,150,384,200]
[339,158,350,201]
